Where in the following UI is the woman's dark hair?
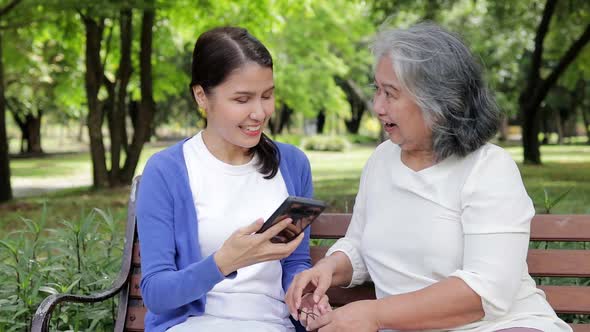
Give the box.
[190,26,279,179]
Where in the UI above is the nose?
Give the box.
[250,101,266,121]
[373,91,386,116]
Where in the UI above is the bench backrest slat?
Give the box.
[530,215,590,241]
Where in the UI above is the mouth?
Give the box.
[239,124,262,136]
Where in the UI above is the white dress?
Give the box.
[327,141,572,332]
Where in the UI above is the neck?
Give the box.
[400,148,436,172]
[201,130,252,165]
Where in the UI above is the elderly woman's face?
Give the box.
[373,56,432,152]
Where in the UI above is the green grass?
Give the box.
[2,142,590,229]
[1,141,589,324]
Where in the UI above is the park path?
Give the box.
[12,173,93,198]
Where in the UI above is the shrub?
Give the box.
[346,134,380,145]
[302,135,350,152]
[273,134,303,147]
[0,205,124,331]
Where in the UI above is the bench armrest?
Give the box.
[31,272,130,331]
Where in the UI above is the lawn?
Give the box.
[1,141,589,327]
[2,142,590,231]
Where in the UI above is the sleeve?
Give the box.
[282,151,313,291]
[325,158,372,287]
[136,156,229,314]
[449,147,534,320]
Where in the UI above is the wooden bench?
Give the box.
[32,177,590,331]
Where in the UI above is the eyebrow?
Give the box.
[374,79,400,92]
[233,86,275,96]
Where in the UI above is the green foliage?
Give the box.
[0,206,124,331]
[273,134,303,147]
[302,135,350,152]
[541,187,573,214]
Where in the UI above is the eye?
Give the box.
[262,93,273,100]
[235,97,249,104]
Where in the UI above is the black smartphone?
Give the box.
[256,196,327,243]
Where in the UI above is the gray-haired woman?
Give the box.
[285,22,571,332]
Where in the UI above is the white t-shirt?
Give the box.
[177,132,293,331]
[327,141,571,332]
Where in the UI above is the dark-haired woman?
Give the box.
[136,27,326,332]
[286,22,571,332]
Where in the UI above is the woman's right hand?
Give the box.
[285,260,335,320]
[213,218,304,276]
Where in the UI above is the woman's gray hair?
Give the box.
[371,22,500,161]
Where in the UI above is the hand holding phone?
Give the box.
[256,196,327,243]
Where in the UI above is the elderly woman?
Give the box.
[285,23,571,332]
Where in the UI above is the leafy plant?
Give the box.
[542,187,573,214]
[0,206,124,331]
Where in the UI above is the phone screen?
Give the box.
[271,203,324,243]
[257,197,326,243]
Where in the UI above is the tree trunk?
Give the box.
[25,112,42,154]
[540,107,550,145]
[0,32,12,202]
[109,8,132,186]
[522,102,541,164]
[498,114,508,142]
[83,16,109,188]
[316,110,326,134]
[12,111,43,154]
[336,78,371,134]
[582,106,590,145]
[554,108,563,144]
[519,0,590,164]
[11,110,27,153]
[121,5,154,183]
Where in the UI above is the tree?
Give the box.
[519,0,590,164]
[69,1,158,188]
[0,0,24,203]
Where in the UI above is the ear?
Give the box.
[192,85,208,110]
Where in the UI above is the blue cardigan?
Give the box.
[136,139,313,332]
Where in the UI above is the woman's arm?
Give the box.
[374,277,483,330]
[137,157,227,314]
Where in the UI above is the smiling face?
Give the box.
[194,62,275,163]
[373,55,432,153]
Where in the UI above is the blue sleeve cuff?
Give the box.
[207,252,238,280]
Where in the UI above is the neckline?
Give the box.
[190,131,258,176]
[390,141,450,176]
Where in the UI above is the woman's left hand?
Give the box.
[306,300,380,332]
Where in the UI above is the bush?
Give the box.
[0,205,124,331]
[302,135,350,152]
[273,134,303,147]
[346,134,380,145]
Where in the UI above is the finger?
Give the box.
[286,283,299,320]
[281,230,304,251]
[319,295,331,314]
[261,217,293,240]
[236,218,264,235]
[292,273,314,310]
[307,310,332,331]
[313,272,332,304]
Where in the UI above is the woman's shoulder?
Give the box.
[144,140,187,171]
[467,143,516,167]
[461,143,522,185]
